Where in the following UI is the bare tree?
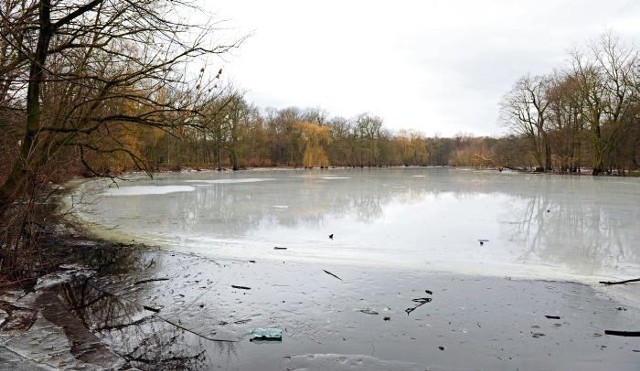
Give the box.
[570,32,638,174]
[592,33,638,173]
[0,0,242,276]
[500,74,552,171]
[354,113,383,167]
[546,72,586,172]
[0,0,242,210]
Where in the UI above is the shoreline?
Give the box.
[3,240,640,370]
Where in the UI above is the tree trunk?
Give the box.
[216,139,223,171]
[230,149,238,171]
[0,0,53,215]
[592,124,604,175]
[543,132,552,171]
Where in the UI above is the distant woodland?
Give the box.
[1,2,640,276]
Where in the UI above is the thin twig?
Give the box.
[231,285,250,290]
[159,316,238,343]
[322,269,343,281]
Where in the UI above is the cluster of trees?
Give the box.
[500,32,640,175]
[147,97,603,173]
[143,101,433,170]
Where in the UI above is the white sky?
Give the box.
[204,0,640,137]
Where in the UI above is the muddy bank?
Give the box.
[2,240,640,370]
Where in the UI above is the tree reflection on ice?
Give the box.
[36,248,237,370]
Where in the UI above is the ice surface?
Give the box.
[285,353,423,371]
[74,168,640,284]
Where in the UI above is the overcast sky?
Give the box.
[205,0,640,137]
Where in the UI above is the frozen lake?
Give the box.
[74,168,640,283]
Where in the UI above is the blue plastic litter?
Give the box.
[250,327,283,341]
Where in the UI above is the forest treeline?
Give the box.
[6,35,640,180]
[146,31,640,175]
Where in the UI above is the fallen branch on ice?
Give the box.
[322,269,343,281]
[599,278,640,285]
[604,330,640,337]
[134,278,169,285]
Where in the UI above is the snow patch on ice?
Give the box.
[103,185,195,196]
[34,269,95,291]
[184,178,274,184]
